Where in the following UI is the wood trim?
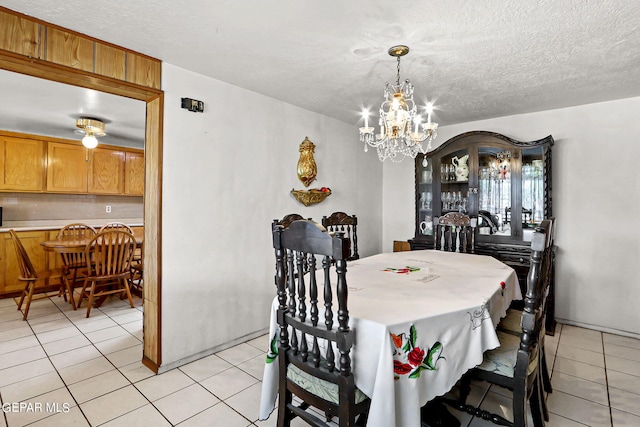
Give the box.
[142,355,159,374]
[0,6,161,89]
[0,9,163,369]
[143,95,163,366]
[0,49,160,100]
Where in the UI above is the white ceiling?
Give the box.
[0,70,146,148]
[2,0,640,141]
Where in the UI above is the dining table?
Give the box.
[40,235,144,252]
[40,234,143,307]
[259,249,521,427]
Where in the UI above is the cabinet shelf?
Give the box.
[441,181,468,185]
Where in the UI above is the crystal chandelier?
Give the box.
[359,45,438,162]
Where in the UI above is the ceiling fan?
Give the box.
[74,117,106,148]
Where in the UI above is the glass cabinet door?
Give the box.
[476,147,513,238]
[521,146,545,240]
[416,156,434,236]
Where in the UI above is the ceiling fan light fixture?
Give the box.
[76,117,106,148]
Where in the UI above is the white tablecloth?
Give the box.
[259,250,521,427]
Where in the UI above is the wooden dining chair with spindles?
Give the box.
[9,230,67,320]
[56,223,97,308]
[77,230,136,317]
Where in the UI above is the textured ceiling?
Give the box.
[2,0,640,138]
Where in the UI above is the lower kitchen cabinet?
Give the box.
[0,230,48,294]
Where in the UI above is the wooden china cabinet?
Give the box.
[409,131,557,334]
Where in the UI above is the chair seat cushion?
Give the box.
[497,308,522,336]
[476,331,538,378]
[287,364,368,405]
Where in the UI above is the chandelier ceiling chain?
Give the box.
[359,45,438,163]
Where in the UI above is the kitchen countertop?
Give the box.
[0,219,144,232]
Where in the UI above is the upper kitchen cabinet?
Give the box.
[46,142,88,193]
[88,147,125,194]
[0,135,45,191]
[125,151,145,196]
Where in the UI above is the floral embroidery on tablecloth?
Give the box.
[383,266,421,274]
[391,325,445,380]
[266,333,278,364]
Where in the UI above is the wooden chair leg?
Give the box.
[21,281,37,321]
[62,276,77,310]
[537,369,549,422]
[530,377,545,427]
[512,387,526,427]
[17,282,30,311]
[86,281,96,318]
[122,278,134,308]
[277,387,293,427]
[541,350,552,393]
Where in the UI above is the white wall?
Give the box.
[160,63,383,369]
[383,97,640,337]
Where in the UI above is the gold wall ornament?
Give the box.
[296,136,317,187]
[291,188,331,206]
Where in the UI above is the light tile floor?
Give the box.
[1,294,639,426]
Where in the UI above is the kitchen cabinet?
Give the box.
[88,148,125,194]
[410,130,558,334]
[125,151,145,196]
[46,142,88,193]
[0,135,45,191]
[0,131,143,196]
[0,230,48,294]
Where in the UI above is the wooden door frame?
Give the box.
[0,51,164,371]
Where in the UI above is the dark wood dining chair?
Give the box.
[9,230,67,320]
[497,218,556,410]
[274,213,306,228]
[443,225,551,427]
[77,230,136,317]
[321,212,359,260]
[273,220,370,426]
[434,212,477,253]
[56,223,97,308]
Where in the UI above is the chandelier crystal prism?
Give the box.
[359,45,438,162]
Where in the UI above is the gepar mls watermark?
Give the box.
[2,402,71,413]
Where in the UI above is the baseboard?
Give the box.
[156,327,269,374]
[556,318,640,340]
